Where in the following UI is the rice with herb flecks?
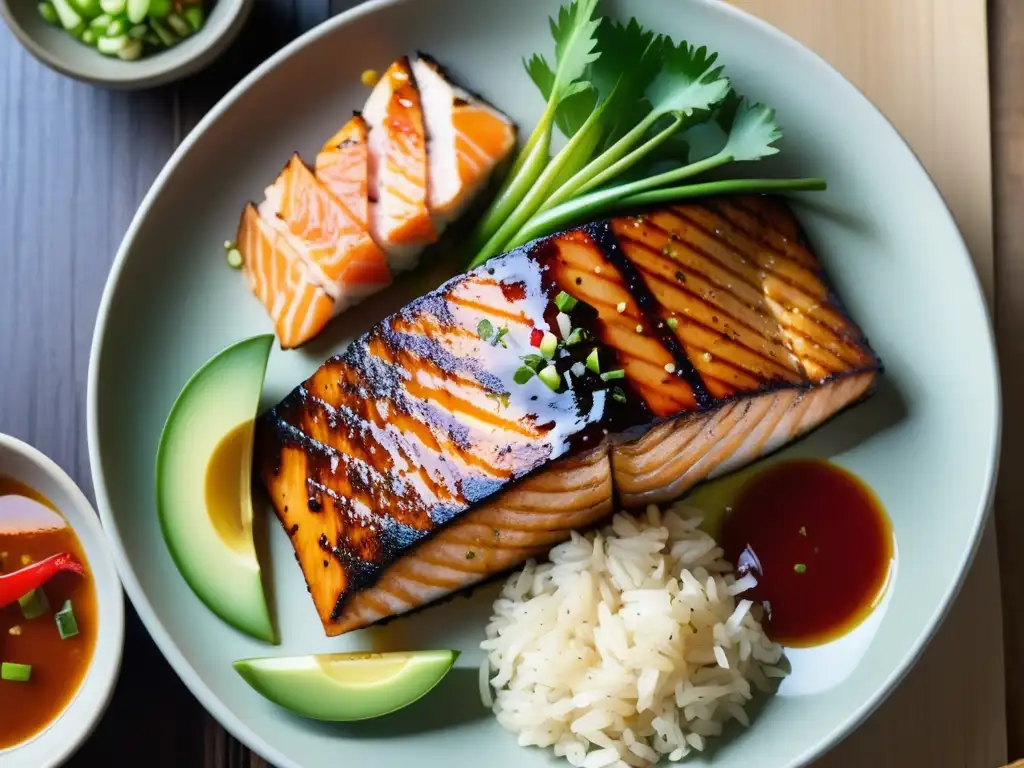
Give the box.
[480,503,785,767]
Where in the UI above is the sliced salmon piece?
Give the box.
[237,204,334,349]
[411,53,517,226]
[315,114,371,228]
[260,154,391,311]
[363,56,437,271]
[255,196,882,635]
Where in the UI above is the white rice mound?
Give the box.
[480,503,786,767]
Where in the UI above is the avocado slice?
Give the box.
[156,334,276,643]
[233,650,459,721]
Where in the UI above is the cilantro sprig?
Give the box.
[466,2,824,268]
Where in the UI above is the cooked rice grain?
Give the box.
[481,503,785,766]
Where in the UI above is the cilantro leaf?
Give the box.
[646,40,730,120]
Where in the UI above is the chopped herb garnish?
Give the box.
[610,387,628,403]
[493,325,511,348]
[565,327,587,346]
[513,366,536,384]
[539,331,559,359]
[666,317,679,330]
[477,319,496,342]
[522,353,547,371]
[600,369,625,381]
[466,551,476,560]
[538,365,561,391]
[793,563,807,574]
[555,291,579,312]
[226,248,243,270]
[487,392,512,409]
[55,599,78,640]
[585,347,601,373]
[18,588,49,620]
[1,662,31,682]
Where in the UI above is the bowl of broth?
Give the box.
[0,433,124,767]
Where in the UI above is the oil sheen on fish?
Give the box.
[255,196,881,636]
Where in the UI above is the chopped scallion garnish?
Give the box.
[610,387,627,403]
[1,663,32,682]
[539,332,558,359]
[600,369,625,381]
[666,317,679,330]
[55,599,79,640]
[226,248,243,269]
[565,327,586,346]
[793,563,807,574]
[554,291,578,313]
[18,588,50,621]
[538,365,561,391]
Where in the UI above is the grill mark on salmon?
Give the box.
[255,196,882,636]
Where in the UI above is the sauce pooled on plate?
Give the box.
[0,477,97,749]
[721,459,893,647]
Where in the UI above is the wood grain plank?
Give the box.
[0,21,207,768]
[990,0,1024,759]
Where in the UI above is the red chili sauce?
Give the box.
[721,459,893,647]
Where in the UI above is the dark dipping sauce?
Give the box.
[721,459,893,648]
[0,477,97,749]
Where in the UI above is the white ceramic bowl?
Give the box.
[0,0,252,89]
[0,434,125,768]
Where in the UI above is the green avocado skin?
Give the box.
[233,650,460,721]
[155,333,277,644]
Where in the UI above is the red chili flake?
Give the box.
[530,328,544,347]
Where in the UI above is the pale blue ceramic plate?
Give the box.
[86,1,1000,766]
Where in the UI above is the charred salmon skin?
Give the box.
[255,196,881,635]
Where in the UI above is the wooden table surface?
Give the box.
[0,0,1014,765]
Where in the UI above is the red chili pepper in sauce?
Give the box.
[0,553,84,607]
[530,328,544,347]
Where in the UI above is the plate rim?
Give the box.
[85,1,1003,766]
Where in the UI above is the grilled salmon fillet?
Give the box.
[255,196,881,636]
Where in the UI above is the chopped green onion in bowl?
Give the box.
[1,662,32,682]
[37,0,208,61]
[55,599,79,640]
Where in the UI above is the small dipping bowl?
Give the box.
[0,0,253,89]
[0,433,124,767]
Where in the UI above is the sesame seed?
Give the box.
[8,625,22,636]
[636,324,644,333]
[664,363,676,373]
[594,266,602,274]
[702,351,713,363]
[616,302,626,313]
[20,554,31,566]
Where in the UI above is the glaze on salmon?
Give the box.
[256,196,881,635]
